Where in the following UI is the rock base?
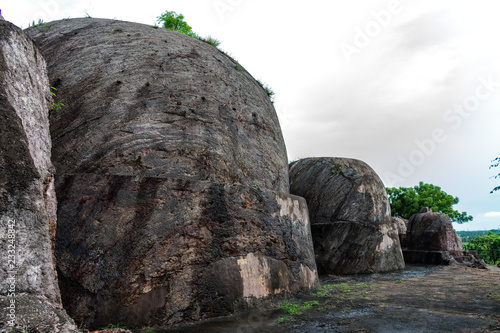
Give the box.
[403,250,457,265]
[403,250,486,268]
[313,221,404,274]
[55,175,319,329]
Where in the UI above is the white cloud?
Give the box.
[484,212,500,218]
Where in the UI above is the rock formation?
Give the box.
[289,157,404,274]
[0,20,76,332]
[26,18,318,329]
[406,208,463,252]
[403,208,485,267]
[392,217,408,249]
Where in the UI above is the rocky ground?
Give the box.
[129,264,500,333]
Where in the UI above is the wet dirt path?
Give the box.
[157,265,500,333]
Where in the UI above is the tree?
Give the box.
[386,181,473,223]
[491,157,499,194]
[156,11,220,47]
[157,11,195,36]
[464,232,500,265]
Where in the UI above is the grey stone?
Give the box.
[289,157,404,274]
[26,18,318,329]
[403,250,457,265]
[0,20,76,332]
[420,207,432,213]
[406,211,463,252]
[392,217,408,249]
[26,18,289,192]
[55,175,318,328]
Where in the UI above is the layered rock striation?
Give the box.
[406,208,463,252]
[27,18,318,329]
[402,208,485,266]
[289,157,404,274]
[0,20,76,332]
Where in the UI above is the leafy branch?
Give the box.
[50,86,64,111]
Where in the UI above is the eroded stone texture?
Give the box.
[392,217,408,249]
[289,157,404,274]
[55,175,318,328]
[403,210,472,266]
[406,210,463,252]
[0,20,75,332]
[26,18,289,192]
[26,18,317,329]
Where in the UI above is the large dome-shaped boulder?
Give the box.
[27,18,288,192]
[26,18,318,329]
[289,157,404,274]
[0,20,76,332]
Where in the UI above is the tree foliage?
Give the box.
[464,232,500,265]
[491,157,499,194]
[457,230,500,243]
[156,11,220,47]
[386,181,473,223]
[157,11,195,36]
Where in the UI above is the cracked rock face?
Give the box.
[406,211,463,252]
[392,217,408,249]
[0,20,76,332]
[26,18,318,329]
[289,157,405,274]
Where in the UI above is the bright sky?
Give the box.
[3,0,499,231]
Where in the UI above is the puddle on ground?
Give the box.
[321,264,442,284]
[332,307,374,319]
[159,309,284,333]
[148,265,444,333]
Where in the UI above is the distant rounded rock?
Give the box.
[289,157,405,274]
[406,211,463,252]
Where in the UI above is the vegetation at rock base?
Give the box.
[491,157,499,193]
[278,300,319,324]
[462,231,500,265]
[386,181,473,224]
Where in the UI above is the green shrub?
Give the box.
[157,11,195,36]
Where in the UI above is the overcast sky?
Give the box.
[4,0,499,231]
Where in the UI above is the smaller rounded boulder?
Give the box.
[406,209,463,252]
[289,157,404,274]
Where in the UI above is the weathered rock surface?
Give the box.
[26,18,318,329]
[56,176,317,328]
[402,209,487,267]
[406,209,463,252]
[449,250,487,269]
[0,20,76,332]
[26,18,288,192]
[289,157,404,274]
[403,250,457,265]
[392,217,408,249]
